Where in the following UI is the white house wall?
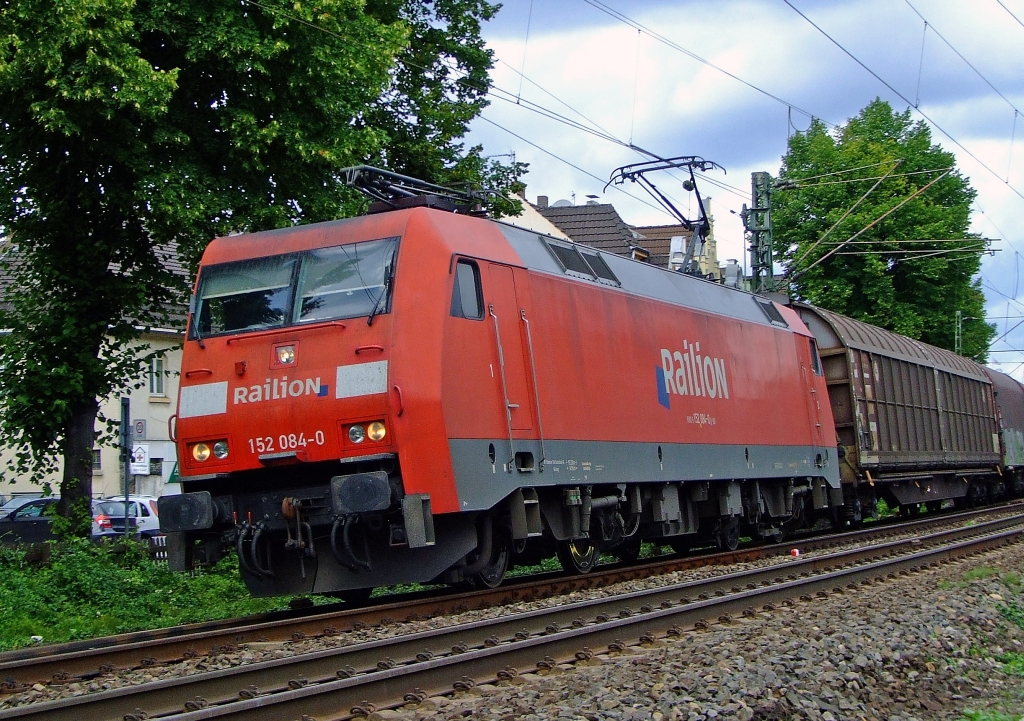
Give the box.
[0,332,184,500]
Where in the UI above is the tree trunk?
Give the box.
[58,398,99,537]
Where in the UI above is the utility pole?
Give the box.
[120,397,131,539]
[741,171,775,293]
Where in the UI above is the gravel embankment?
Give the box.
[384,541,1024,721]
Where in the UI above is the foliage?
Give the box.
[0,539,292,650]
[1000,651,1024,676]
[965,567,1000,582]
[959,711,1021,721]
[362,0,527,218]
[0,0,525,531]
[773,99,994,361]
[1001,601,1024,630]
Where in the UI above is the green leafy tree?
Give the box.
[0,0,522,534]
[773,99,994,361]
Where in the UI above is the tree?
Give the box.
[0,0,522,534]
[773,99,994,361]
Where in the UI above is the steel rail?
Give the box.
[1,501,1020,691]
[4,514,1021,721]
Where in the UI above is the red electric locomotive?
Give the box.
[159,168,841,598]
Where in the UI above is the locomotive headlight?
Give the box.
[192,443,211,462]
[348,425,366,443]
[367,421,386,442]
[276,345,296,365]
[213,440,229,459]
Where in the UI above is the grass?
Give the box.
[959,712,1023,721]
[0,538,293,651]
[965,566,1001,582]
[1000,652,1024,676]
[1001,602,1024,631]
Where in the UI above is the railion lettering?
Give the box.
[656,342,729,410]
[233,376,329,405]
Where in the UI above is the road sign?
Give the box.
[130,444,150,476]
[133,419,147,439]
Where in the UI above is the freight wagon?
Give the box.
[792,304,1009,518]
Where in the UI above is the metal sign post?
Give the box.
[120,397,131,539]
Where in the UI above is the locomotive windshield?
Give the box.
[192,237,398,338]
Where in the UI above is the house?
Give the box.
[534,197,644,256]
[532,195,722,278]
[0,243,187,500]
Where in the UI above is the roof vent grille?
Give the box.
[754,297,788,327]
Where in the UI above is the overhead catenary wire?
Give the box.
[578,0,833,127]
[994,0,1024,30]
[789,166,952,188]
[477,116,674,219]
[516,0,534,102]
[790,169,952,281]
[904,0,1022,118]
[781,0,1024,207]
[789,161,902,270]
[240,0,699,219]
[914,17,927,108]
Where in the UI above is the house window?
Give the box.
[149,458,163,477]
[149,357,165,396]
[93,449,102,471]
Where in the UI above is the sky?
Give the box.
[463,0,1024,376]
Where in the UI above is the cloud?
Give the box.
[469,0,1024,372]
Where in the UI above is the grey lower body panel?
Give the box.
[449,438,840,513]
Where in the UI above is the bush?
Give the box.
[0,539,289,650]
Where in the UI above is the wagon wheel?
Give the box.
[468,537,512,589]
[557,538,599,575]
[613,535,642,564]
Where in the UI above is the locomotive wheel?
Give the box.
[557,538,599,575]
[613,535,642,564]
[718,518,740,552]
[469,538,511,589]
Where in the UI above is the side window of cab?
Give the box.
[809,338,823,376]
[450,260,484,320]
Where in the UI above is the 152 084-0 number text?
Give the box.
[249,431,326,454]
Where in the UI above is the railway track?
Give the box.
[2,508,1022,721]
[1,501,1020,695]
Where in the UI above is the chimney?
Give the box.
[537,195,549,208]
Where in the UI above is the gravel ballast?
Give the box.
[379,541,1024,721]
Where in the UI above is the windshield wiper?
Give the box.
[189,296,206,349]
[367,259,395,327]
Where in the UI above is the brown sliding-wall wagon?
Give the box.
[792,304,1003,518]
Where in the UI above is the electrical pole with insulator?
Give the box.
[741,171,775,294]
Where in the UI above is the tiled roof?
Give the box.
[631,224,693,268]
[535,204,638,255]
[0,240,190,331]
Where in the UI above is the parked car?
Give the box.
[0,497,108,544]
[95,496,161,538]
[0,495,43,516]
